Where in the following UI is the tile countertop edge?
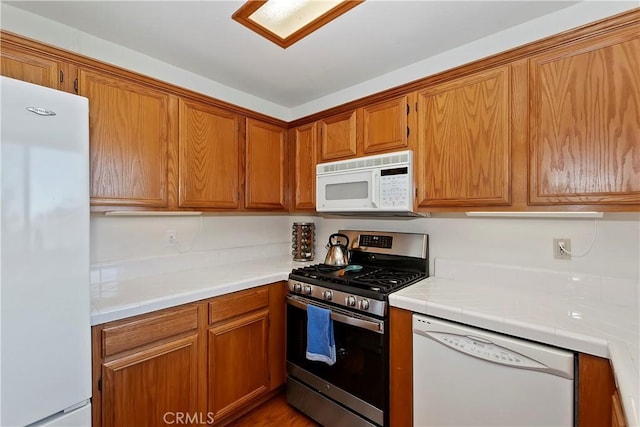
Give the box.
[90,271,290,326]
[389,293,640,427]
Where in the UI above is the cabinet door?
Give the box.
[179,99,241,208]
[80,69,175,207]
[291,122,318,211]
[416,65,511,207]
[529,27,640,205]
[102,334,200,427]
[318,110,359,161]
[208,309,269,422]
[363,96,409,154]
[245,119,287,210]
[0,45,60,89]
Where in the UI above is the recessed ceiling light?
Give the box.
[232,0,364,49]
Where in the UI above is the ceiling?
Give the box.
[7,1,584,109]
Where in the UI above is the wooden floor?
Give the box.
[228,392,320,427]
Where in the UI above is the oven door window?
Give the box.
[287,303,387,410]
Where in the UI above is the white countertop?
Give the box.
[90,256,308,325]
[390,276,639,427]
[91,256,639,426]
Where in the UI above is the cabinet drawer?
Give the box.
[209,287,269,324]
[102,305,199,357]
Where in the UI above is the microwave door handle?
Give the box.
[371,171,379,208]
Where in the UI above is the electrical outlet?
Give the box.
[166,230,177,246]
[553,238,571,260]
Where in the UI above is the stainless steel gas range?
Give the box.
[286,230,429,427]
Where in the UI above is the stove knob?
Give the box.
[293,283,302,293]
[322,290,333,301]
[358,299,370,310]
[346,296,356,307]
[303,285,313,295]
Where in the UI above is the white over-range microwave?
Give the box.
[316,150,418,215]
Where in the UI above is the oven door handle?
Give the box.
[286,295,384,334]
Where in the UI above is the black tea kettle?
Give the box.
[324,233,350,266]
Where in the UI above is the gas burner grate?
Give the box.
[351,270,426,290]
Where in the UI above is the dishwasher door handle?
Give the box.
[415,329,573,379]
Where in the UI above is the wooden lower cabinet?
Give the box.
[102,334,201,427]
[612,390,627,427]
[92,282,286,427]
[389,307,413,427]
[577,353,617,427]
[208,309,270,421]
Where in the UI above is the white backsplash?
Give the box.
[90,212,640,307]
[90,214,291,283]
[434,258,638,307]
[305,213,640,281]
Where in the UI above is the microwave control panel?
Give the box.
[380,167,409,208]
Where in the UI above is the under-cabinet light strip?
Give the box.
[104,211,202,216]
[464,211,604,219]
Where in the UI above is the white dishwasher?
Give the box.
[413,314,575,427]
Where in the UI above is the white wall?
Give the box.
[90,214,290,264]
[294,214,640,282]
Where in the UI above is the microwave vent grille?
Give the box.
[319,152,409,173]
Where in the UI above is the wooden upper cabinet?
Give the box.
[363,95,410,154]
[416,65,511,207]
[0,45,60,89]
[291,122,318,211]
[318,109,359,161]
[79,69,176,207]
[245,119,287,210]
[179,99,241,209]
[529,26,640,205]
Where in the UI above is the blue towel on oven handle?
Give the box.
[306,304,336,366]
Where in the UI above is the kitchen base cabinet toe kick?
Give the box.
[91,282,286,427]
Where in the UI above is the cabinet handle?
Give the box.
[59,70,64,83]
[73,78,78,93]
[407,126,410,137]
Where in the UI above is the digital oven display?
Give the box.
[359,234,393,249]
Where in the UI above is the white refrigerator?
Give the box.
[1,77,92,426]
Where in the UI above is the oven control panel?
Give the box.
[287,279,385,317]
[358,234,393,249]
